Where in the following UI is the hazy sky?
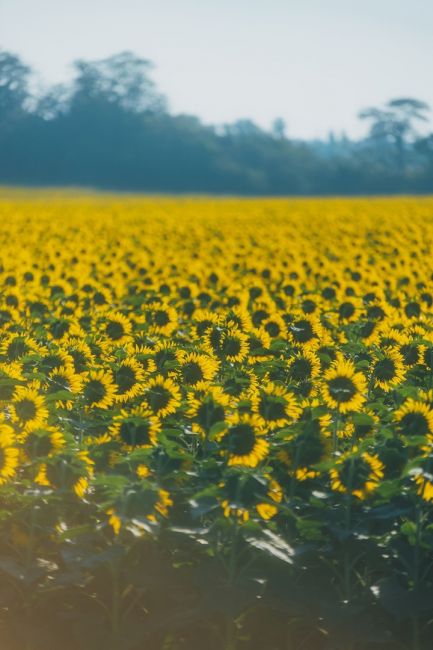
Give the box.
[1,0,433,139]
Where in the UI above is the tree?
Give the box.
[359,97,430,171]
[71,51,166,114]
[0,50,31,121]
[272,117,287,140]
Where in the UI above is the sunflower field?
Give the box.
[1,192,433,650]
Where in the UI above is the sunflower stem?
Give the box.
[332,410,340,452]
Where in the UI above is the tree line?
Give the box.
[1,49,432,194]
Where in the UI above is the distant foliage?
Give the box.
[0,50,432,194]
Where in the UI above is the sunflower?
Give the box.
[0,361,23,401]
[394,399,433,437]
[146,302,178,336]
[107,484,173,534]
[142,375,181,418]
[192,309,220,338]
[247,327,271,362]
[255,478,283,520]
[220,472,282,522]
[187,386,230,436]
[82,370,117,409]
[101,312,133,345]
[112,358,145,403]
[412,452,433,502]
[175,351,219,386]
[262,313,287,339]
[278,422,330,480]
[287,349,321,383]
[0,424,19,484]
[10,385,49,430]
[330,450,384,499]
[110,407,161,449]
[0,333,42,362]
[219,328,250,362]
[322,358,367,414]
[47,365,83,406]
[219,413,269,467]
[371,347,406,392]
[252,382,301,430]
[63,338,95,373]
[130,345,157,374]
[20,424,66,460]
[36,450,94,498]
[287,314,322,349]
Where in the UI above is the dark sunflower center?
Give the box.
[48,375,70,394]
[0,448,5,469]
[15,398,37,421]
[327,376,357,403]
[154,310,170,326]
[197,401,225,429]
[50,320,70,340]
[25,433,53,457]
[115,366,137,393]
[70,350,88,373]
[339,302,356,319]
[227,424,256,456]
[84,380,107,405]
[7,338,28,361]
[196,320,213,336]
[120,421,151,446]
[374,358,396,381]
[291,320,314,343]
[292,431,326,466]
[265,321,281,337]
[399,412,430,436]
[106,321,125,341]
[147,386,170,411]
[400,344,419,365]
[290,358,312,381]
[259,395,287,421]
[0,381,15,401]
[181,362,204,384]
[43,354,64,372]
[359,321,376,339]
[223,337,242,357]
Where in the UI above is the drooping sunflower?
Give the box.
[394,399,433,438]
[220,472,282,522]
[252,382,301,430]
[82,369,117,410]
[36,450,94,499]
[330,449,384,499]
[142,375,181,418]
[371,347,406,392]
[412,450,433,501]
[322,358,367,414]
[107,484,173,534]
[219,413,269,468]
[0,424,19,484]
[10,385,49,430]
[109,407,161,449]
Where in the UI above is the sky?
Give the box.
[1,0,433,139]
